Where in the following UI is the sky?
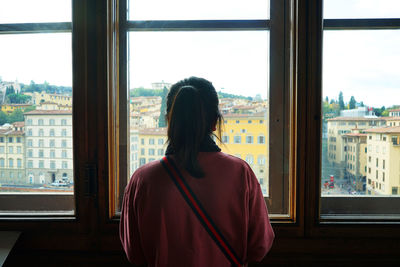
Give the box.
[0,0,399,106]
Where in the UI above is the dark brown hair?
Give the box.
[166,77,223,178]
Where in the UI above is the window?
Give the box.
[62,140,67,148]
[26,119,32,126]
[8,137,13,143]
[140,148,145,156]
[50,150,56,158]
[62,161,68,169]
[28,149,33,157]
[222,135,229,144]
[245,154,254,165]
[149,138,155,145]
[246,135,254,144]
[17,146,21,154]
[49,119,55,126]
[16,137,21,143]
[17,159,22,168]
[50,139,55,147]
[62,129,67,137]
[157,149,164,156]
[258,135,265,144]
[9,158,13,168]
[8,146,13,154]
[50,129,55,137]
[148,149,155,156]
[27,139,33,147]
[38,119,44,126]
[158,138,164,145]
[39,129,44,137]
[61,119,67,126]
[233,136,241,144]
[62,150,67,158]
[50,161,56,169]
[0,158,4,168]
[39,160,44,168]
[39,139,44,147]
[27,161,33,168]
[321,1,400,219]
[39,150,44,158]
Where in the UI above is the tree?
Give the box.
[360,101,364,107]
[349,96,356,109]
[5,86,15,96]
[7,93,31,104]
[0,111,7,125]
[338,91,345,110]
[7,109,24,123]
[158,86,169,127]
[325,96,329,102]
[23,105,36,113]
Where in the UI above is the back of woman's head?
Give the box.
[166,77,222,178]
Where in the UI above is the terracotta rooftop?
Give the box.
[224,112,266,118]
[384,116,400,121]
[24,110,72,115]
[139,127,167,136]
[327,117,384,121]
[364,126,400,134]
[12,121,24,127]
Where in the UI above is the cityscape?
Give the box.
[1,78,399,198]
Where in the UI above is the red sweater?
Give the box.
[120,152,274,267]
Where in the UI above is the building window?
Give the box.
[27,139,33,147]
[50,150,56,158]
[62,140,67,148]
[49,119,55,126]
[39,139,44,147]
[39,160,44,168]
[38,119,44,126]
[0,158,4,168]
[9,158,13,168]
[50,161,56,169]
[62,150,67,158]
[258,135,265,144]
[39,150,44,158]
[139,158,146,166]
[16,137,21,143]
[246,135,254,144]
[26,119,32,126]
[149,138,155,145]
[233,136,241,144]
[17,146,21,154]
[258,155,266,165]
[50,129,55,136]
[148,149,155,156]
[245,154,254,165]
[236,120,239,124]
[157,149,164,156]
[222,135,229,143]
[27,161,33,168]
[383,160,385,169]
[8,146,13,154]
[62,129,67,137]
[392,187,398,195]
[62,161,68,169]
[141,138,144,145]
[8,137,13,143]
[376,158,378,167]
[140,148,145,155]
[383,172,385,182]
[28,149,33,157]
[61,119,67,126]
[248,120,252,124]
[50,139,55,147]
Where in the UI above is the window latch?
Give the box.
[84,164,97,197]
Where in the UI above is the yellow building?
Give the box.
[342,131,367,192]
[1,104,31,114]
[137,127,168,167]
[365,126,400,195]
[218,112,269,196]
[25,91,72,107]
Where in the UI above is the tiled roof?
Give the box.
[139,127,167,136]
[24,110,72,115]
[224,112,266,118]
[364,126,400,134]
[12,121,24,127]
[327,117,384,121]
[384,116,400,121]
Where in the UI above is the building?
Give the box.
[0,122,25,184]
[364,126,400,195]
[25,91,72,107]
[342,130,367,192]
[388,108,400,117]
[340,106,376,117]
[24,110,73,185]
[326,117,386,168]
[137,127,168,168]
[1,104,31,114]
[218,112,269,196]
[129,128,139,176]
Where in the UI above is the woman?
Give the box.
[120,77,274,267]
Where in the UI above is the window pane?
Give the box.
[321,30,400,216]
[0,0,71,23]
[324,0,400,19]
[128,0,269,20]
[121,30,269,212]
[0,33,73,214]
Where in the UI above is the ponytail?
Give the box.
[168,85,206,177]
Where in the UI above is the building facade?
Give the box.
[24,110,73,185]
[137,128,167,168]
[343,131,367,192]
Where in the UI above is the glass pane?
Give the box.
[0,33,74,215]
[129,0,269,20]
[120,31,269,212]
[0,0,71,23]
[324,0,400,19]
[321,30,400,215]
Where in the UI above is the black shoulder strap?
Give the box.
[160,156,243,267]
